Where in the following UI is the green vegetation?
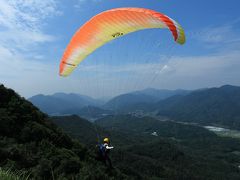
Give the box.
[0,85,128,179]
[156,85,240,130]
[94,115,240,179]
[50,115,99,145]
[0,168,29,180]
[52,114,240,179]
[2,84,240,179]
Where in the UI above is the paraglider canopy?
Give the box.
[59,7,185,77]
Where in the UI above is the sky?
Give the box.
[0,0,240,98]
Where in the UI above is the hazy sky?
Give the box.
[0,0,240,98]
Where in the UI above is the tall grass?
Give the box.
[0,167,30,180]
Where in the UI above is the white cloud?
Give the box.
[54,49,239,97]
[192,25,232,43]
[0,0,63,97]
[189,21,240,50]
[150,51,240,89]
[1,47,240,98]
[0,0,60,30]
[0,0,60,53]
[0,47,57,97]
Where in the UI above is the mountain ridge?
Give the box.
[155,85,240,129]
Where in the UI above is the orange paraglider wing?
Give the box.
[60,8,185,76]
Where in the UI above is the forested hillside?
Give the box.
[53,114,240,179]
[0,85,127,179]
[156,85,240,129]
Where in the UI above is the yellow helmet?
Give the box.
[103,137,109,143]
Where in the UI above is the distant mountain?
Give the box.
[133,88,190,100]
[52,92,103,106]
[28,93,103,115]
[104,88,190,112]
[104,93,156,111]
[29,88,191,116]
[29,85,240,130]
[156,85,240,129]
[103,85,240,130]
[28,94,74,114]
